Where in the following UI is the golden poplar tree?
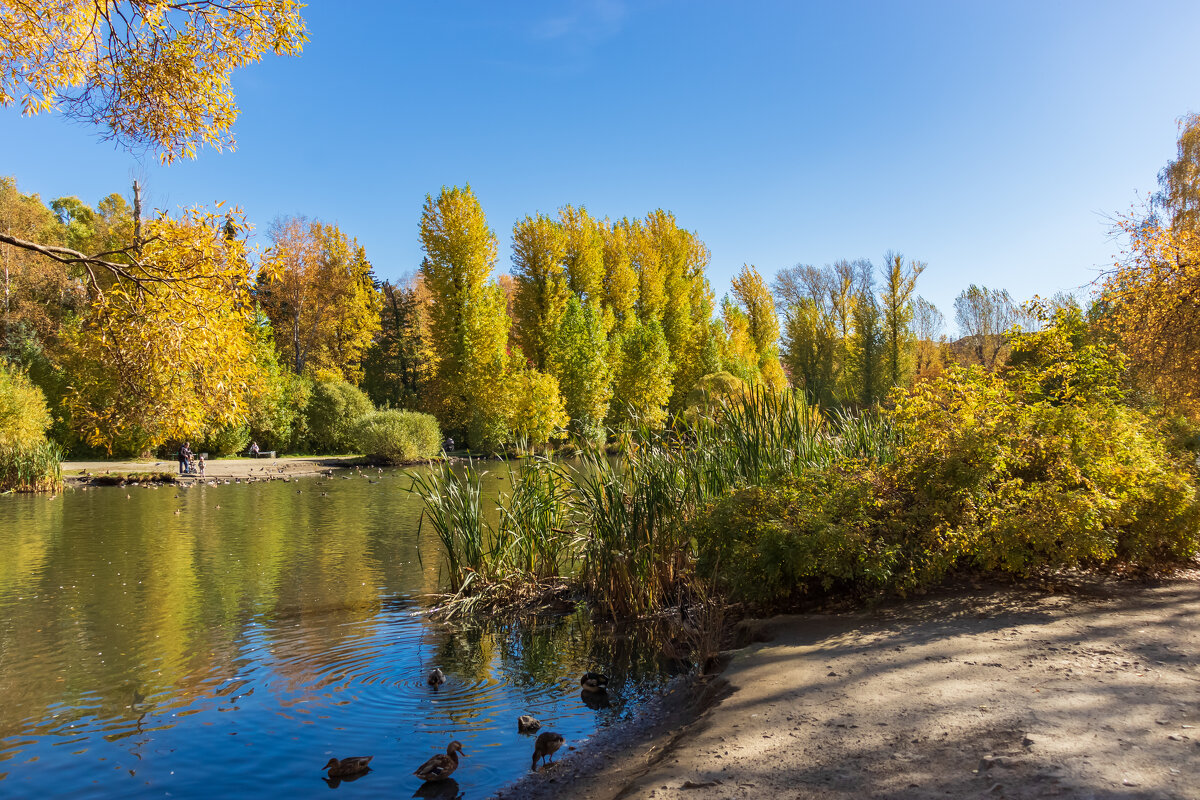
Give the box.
[510,214,568,370]
[419,185,513,448]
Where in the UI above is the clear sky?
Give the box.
[2,1,1199,332]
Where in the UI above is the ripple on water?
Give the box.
[0,473,671,799]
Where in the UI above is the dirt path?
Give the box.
[501,575,1200,800]
[62,455,360,483]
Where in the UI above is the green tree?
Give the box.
[610,318,674,428]
[879,251,925,389]
[361,277,432,411]
[550,297,612,440]
[780,296,836,406]
[846,264,884,407]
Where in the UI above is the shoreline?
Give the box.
[61,455,369,485]
[498,573,1200,799]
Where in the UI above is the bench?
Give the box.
[250,450,276,458]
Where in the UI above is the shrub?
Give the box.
[694,467,896,606]
[303,380,374,453]
[355,409,441,464]
[198,424,252,457]
[0,361,52,450]
[887,332,1200,579]
[0,362,61,492]
[506,366,567,451]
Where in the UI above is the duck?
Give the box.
[580,672,609,693]
[517,714,541,733]
[427,668,446,688]
[414,740,466,782]
[531,732,565,770]
[323,756,373,778]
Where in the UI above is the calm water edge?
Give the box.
[0,465,671,799]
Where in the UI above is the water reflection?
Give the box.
[0,468,674,798]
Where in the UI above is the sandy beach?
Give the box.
[500,574,1200,800]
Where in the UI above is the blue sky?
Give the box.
[2,1,1198,333]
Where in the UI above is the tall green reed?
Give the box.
[0,441,63,493]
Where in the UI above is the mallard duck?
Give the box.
[517,714,541,733]
[580,672,608,693]
[532,732,564,770]
[414,740,465,782]
[427,668,446,688]
[323,756,373,778]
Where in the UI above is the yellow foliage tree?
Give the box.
[419,185,512,448]
[257,218,382,383]
[61,207,265,453]
[1101,217,1200,411]
[510,213,568,370]
[0,1,307,162]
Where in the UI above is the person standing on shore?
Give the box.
[178,442,190,475]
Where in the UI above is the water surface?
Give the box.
[0,466,670,799]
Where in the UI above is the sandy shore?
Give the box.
[62,455,361,484]
[499,574,1200,800]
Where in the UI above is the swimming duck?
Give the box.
[517,714,541,733]
[580,672,608,693]
[414,740,465,782]
[323,756,373,778]
[427,668,446,688]
[531,732,564,770]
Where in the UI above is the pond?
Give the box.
[0,465,673,799]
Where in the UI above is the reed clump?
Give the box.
[0,441,63,493]
[407,387,897,619]
[407,457,575,618]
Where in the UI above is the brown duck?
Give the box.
[323,756,372,778]
[414,740,466,782]
[532,732,565,770]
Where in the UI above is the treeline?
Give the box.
[0,180,791,465]
[5,110,1200,488]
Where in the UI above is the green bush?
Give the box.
[695,467,897,606]
[355,409,441,463]
[303,380,374,453]
[0,362,61,492]
[0,360,52,450]
[198,424,252,457]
